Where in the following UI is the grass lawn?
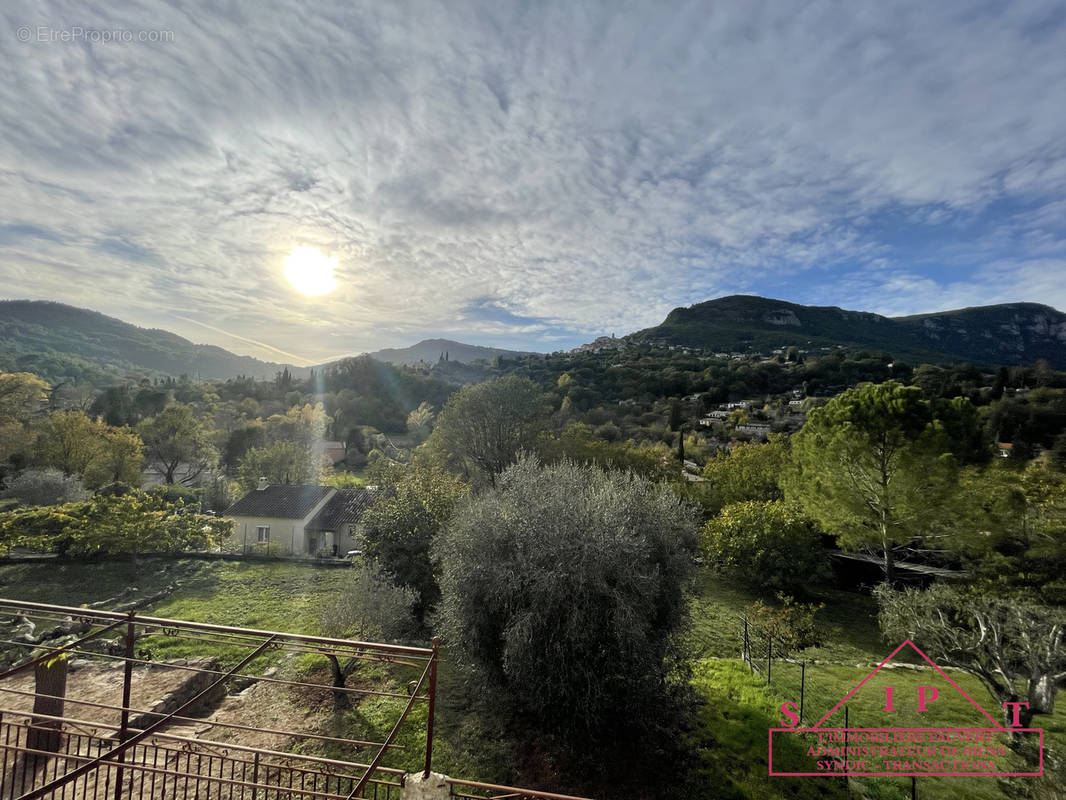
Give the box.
[687,571,897,665]
[688,572,1066,799]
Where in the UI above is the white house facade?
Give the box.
[224,481,377,556]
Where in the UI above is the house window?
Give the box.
[256,525,270,543]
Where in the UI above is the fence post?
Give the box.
[800,661,806,724]
[844,705,850,799]
[766,636,772,686]
[423,637,439,778]
[742,617,751,670]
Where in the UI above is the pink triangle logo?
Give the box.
[810,639,1004,730]
[768,640,1044,778]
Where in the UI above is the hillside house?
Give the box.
[224,480,376,556]
[736,421,772,439]
[700,410,731,426]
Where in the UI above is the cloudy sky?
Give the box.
[2,1,1066,364]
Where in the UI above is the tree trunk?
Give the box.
[28,657,68,754]
[326,654,349,711]
[1028,674,1057,717]
[882,540,895,586]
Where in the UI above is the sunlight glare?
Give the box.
[283,247,338,295]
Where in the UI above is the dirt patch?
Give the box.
[192,664,386,761]
[0,658,219,733]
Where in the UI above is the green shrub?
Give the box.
[700,500,826,592]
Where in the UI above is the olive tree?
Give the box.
[318,563,417,709]
[434,456,698,742]
[878,583,1066,728]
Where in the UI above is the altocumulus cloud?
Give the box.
[1,0,1066,361]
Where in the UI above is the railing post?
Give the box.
[113,610,136,800]
[250,751,260,800]
[422,637,439,779]
[0,710,6,800]
[119,611,136,740]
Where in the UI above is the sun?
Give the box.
[283,246,338,295]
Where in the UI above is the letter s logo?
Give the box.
[779,701,800,727]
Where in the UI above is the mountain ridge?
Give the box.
[4,295,1065,386]
[0,300,300,384]
[367,338,535,366]
[0,300,535,384]
[625,295,1066,367]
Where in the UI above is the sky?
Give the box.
[2,1,1066,365]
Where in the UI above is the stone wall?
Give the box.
[125,657,223,732]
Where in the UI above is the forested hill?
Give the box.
[0,300,299,384]
[368,338,535,366]
[630,295,1066,367]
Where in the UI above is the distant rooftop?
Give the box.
[224,484,333,519]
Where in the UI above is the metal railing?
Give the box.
[0,713,404,800]
[0,598,429,800]
[0,598,593,800]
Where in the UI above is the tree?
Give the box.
[668,401,683,432]
[0,372,48,421]
[538,423,676,481]
[137,405,217,485]
[406,402,435,442]
[318,563,417,709]
[84,427,143,488]
[878,583,1066,729]
[267,402,331,449]
[429,375,545,486]
[933,396,990,465]
[222,423,266,470]
[955,461,1066,603]
[361,465,469,621]
[31,411,105,477]
[785,381,957,584]
[434,456,697,742]
[702,436,789,510]
[0,491,229,558]
[700,501,826,592]
[237,441,326,489]
[0,468,89,506]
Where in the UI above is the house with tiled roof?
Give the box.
[305,488,378,555]
[223,479,377,556]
